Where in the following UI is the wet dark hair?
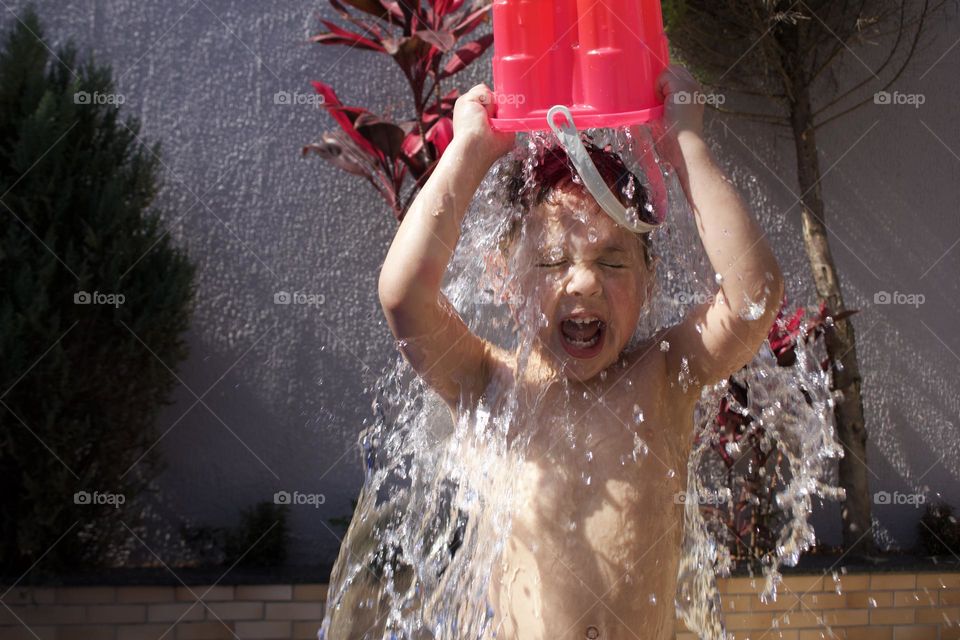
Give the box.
[498,140,654,268]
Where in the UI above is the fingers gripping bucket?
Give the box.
[490,0,671,232]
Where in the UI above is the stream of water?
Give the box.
[318,122,843,640]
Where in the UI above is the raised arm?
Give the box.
[657,66,785,394]
[378,84,515,410]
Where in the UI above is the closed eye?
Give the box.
[600,262,625,269]
[536,261,566,268]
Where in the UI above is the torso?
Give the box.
[471,337,697,640]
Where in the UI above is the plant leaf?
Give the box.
[302,135,372,178]
[310,82,381,158]
[314,20,386,52]
[441,32,493,78]
[354,113,406,160]
[425,116,453,156]
[452,5,491,39]
[337,0,391,20]
[415,28,456,53]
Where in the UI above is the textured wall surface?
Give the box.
[8,1,958,566]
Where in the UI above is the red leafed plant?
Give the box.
[700,298,858,564]
[304,0,494,219]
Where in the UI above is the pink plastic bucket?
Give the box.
[490,0,670,132]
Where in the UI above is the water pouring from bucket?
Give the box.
[317,2,843,638]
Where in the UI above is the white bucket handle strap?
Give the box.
[546,105,658,234]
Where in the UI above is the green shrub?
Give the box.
[181,501,289,568]
[918,502,960,556]
[0,7,195,572]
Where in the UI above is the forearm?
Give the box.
[675,131,783,315]
[379,137,494,308]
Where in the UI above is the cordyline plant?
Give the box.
[701,299,857,564]
[663,0,946,555]
[304,0,493,219]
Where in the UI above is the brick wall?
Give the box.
[0,584,327,640]
[1,572,957,639]
[679,572,960,640]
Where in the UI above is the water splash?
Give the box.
[318,122,842,640]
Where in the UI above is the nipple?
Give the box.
[585,625,600,639]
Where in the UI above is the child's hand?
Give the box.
[657,65,705,138]
[452,84,516,164]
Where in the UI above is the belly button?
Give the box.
[585,626,600,639]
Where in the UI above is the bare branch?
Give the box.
[814,0,934,128]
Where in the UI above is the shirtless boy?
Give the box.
[377,65,784,639]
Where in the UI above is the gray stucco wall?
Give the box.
[11,1,958,567]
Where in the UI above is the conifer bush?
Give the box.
[0,8,195,572]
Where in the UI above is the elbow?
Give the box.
[378,257,446,314]
[378,269,405,315]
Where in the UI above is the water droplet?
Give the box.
[715,272,724,284]
[739,299,765,321]
[585,451,593,462]
[867,598,877,608]
[633,405,644,423]
[633,433,648,457]
[587,228,598,243]
[659,340,670,352]
[648,593,657,604]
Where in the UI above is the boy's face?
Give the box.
[513,184,653,383]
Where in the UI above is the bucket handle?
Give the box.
[546,105,658,234]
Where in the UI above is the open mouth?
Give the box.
[559,315,606,359]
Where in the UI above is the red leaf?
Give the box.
[402,131,424,158]
[430,0,452,17]
[452,5,491,38]
[400,131,428,176]
[354,113,407,160]
[415,28,456,53]
[441,33,494,78]
[310,82,380,158]
[423,88,460,123]
[313,20,386,52]
[302,135,372,178]
[335,0,391,20]
[425,117,454,156]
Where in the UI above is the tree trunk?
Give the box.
[789,85,875,555]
